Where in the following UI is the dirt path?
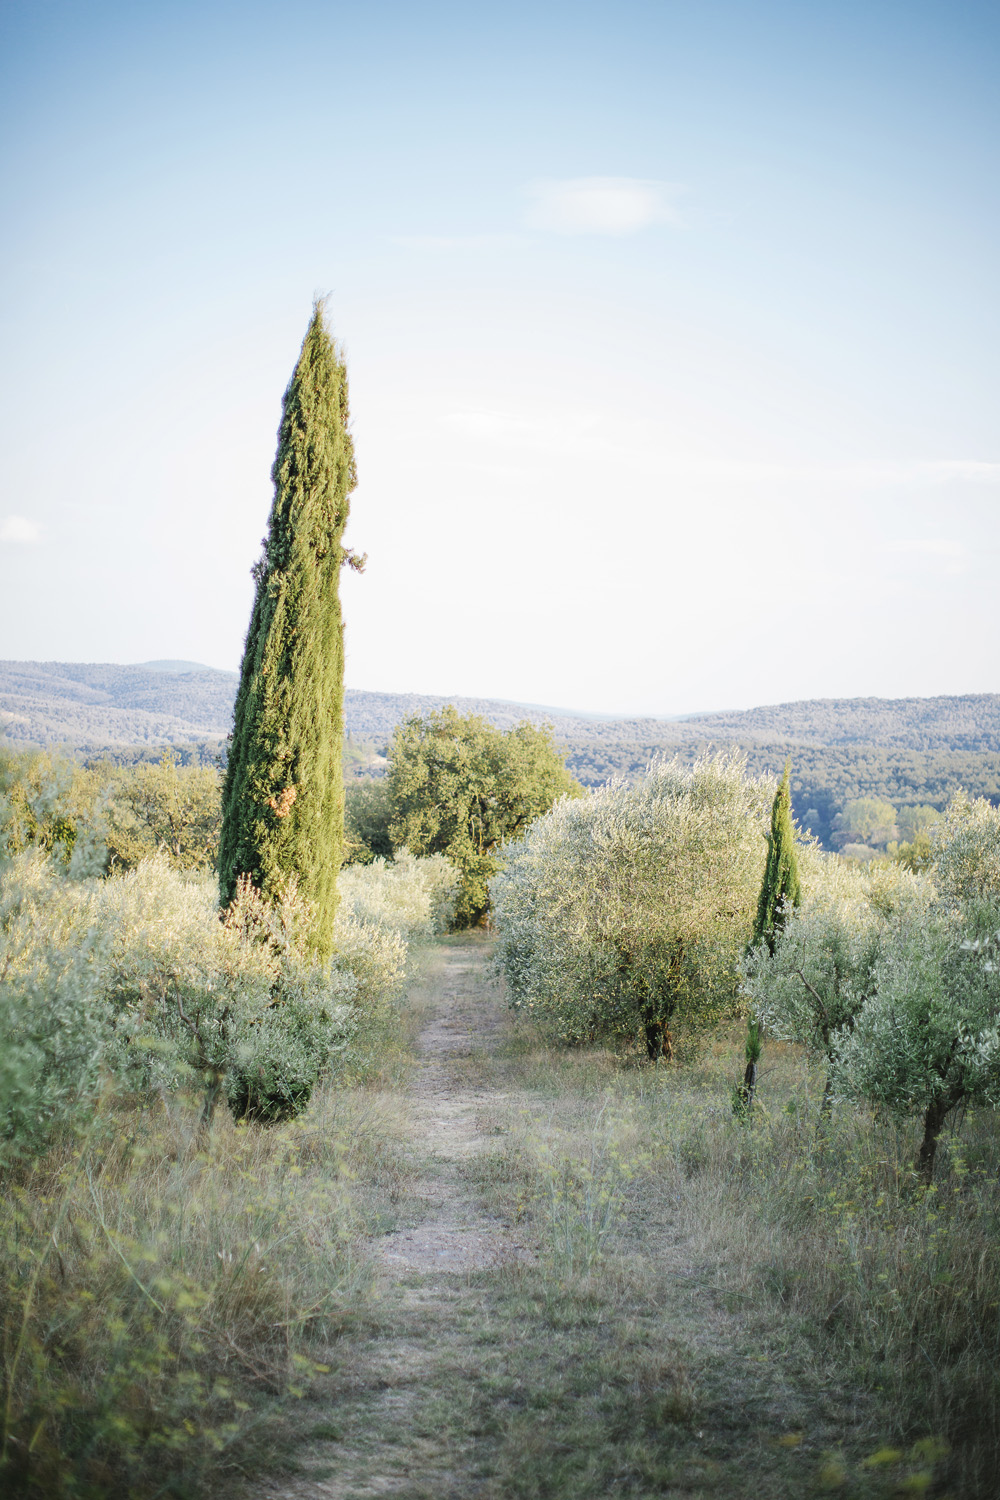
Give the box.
[262,939,522,1500]
[261,940,879,1500]
[375,943,527,1277]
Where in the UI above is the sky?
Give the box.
[1,0,997,716]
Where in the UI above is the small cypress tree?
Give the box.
[219,302,362,958]
[736,761,802,1114]
[753,760,802,955]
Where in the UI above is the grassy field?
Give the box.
[3,940,996,1498]
[0,961,428,1500]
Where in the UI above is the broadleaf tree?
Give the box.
[491,753,772,1057]
[219,302,362,957]
[386,706,582,928]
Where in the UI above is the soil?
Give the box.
[374,945,529,1277]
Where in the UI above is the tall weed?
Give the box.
[639,1039,1000,1495]
[0,1085,401,1498]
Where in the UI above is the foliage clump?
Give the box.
[99,752,221,871]
[386,705,582,928]
[344,776,394,863]
[746,793,1000,1179]
[0,845,457,1158]
[1,747,222,875]
[491,753,772,1055]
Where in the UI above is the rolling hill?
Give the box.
[2,660,998,846]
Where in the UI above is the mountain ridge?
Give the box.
[2,659,998,756]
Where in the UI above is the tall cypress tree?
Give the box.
[736,761,802,1114]
[219,302,361,958]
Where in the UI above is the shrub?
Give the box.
[0,845,445,1153]
[99,753,221,872]
[0,854,109,1159]
[932,791,1000,903]
[491,753,772,1056]
[748,794,1000,1178]
[835,908,1000,1181]
[331,851,459,1032]
[344,777,393,863]
[336,849,458,946]
[0,749,105,876]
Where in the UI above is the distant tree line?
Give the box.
[558,737,1000,848]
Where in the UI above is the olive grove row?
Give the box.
[490,753,1000,1180]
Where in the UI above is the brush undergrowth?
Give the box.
[468,1019,999,1498]
[0,1079,411,1499]
[648,1036,1000,1495]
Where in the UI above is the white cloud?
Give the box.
[525,177,683,236]
[0,515,41,543]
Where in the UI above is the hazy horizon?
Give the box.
[2,1,997,715]
[5,654,1000,731]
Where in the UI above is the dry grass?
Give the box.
[0,1080,413,1499]
[8,939,994,1498]
[463,1018,1000,1498]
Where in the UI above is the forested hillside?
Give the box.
[0,660,238,749]
[558,735,1000,845]
[681,694,1000,751]
[2,661,998,848]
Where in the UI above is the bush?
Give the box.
[0,749,105,875]
[0,846,449,1155]
[744,856,934,1076]
[331,852,459,1041]
[835,907,1000,1180]
[99,753,221,872]
[932,790,1000,902]
[0,749,223,876]
[491,753,772,1056]
[0,854,109,1159]
[344,777,393,864]
[336,849,458,946]
[839,841,878,862]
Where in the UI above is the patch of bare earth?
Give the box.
[374,946,530,1279]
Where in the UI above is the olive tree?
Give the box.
[749,794,1000,1178]
[744,860,934,1084]
[834,911,1000,1182]
[492,753,772,1057]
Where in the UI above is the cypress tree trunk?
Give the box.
[219,303,361,958]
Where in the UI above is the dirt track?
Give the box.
[375,945,527,1277]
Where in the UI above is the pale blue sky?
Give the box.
[1,0,997,714]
